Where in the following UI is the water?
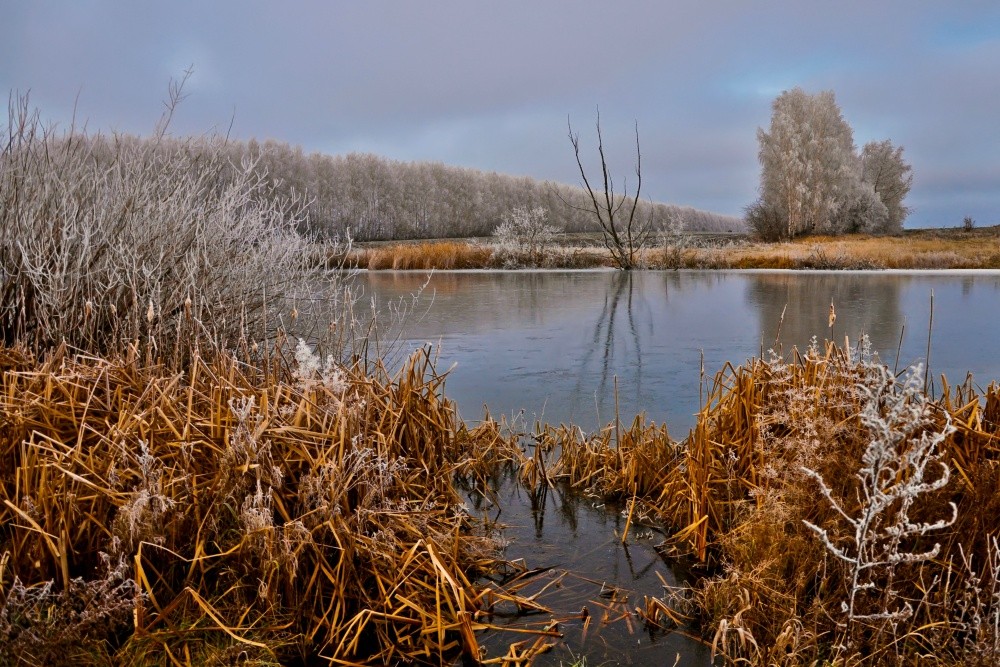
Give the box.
[362,270,1000,435]
[458,469,711,665]
[358,269,1000,665]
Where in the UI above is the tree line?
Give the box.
[234,140,743,241]
[44,133,743,243]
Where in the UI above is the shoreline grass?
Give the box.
[345,226,1000,271]
[510,339,1000,665]
[0,343,552,665]
[4,336,1000,664]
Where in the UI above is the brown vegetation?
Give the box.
[349,241,606,270]
[520,340,1000,665]
[5,331,1000,665]
[672,226,1000,270]
[0,344,552,665]
[348,227,1000,272]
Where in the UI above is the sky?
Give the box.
[3,1,999,228]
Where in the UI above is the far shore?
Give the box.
[341,225,1000,271]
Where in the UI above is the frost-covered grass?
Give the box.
[0,95,348,366]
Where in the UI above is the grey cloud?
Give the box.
[3,1,999,225]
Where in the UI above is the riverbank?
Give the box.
[4,339,999,665]
[0,344,549,665]
[344,225,1000,271]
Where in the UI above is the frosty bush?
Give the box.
[802,363,956,643]
[661,216,690,269]
[0,554,139,665]
[491,206,561,267]
[0,92,336,364]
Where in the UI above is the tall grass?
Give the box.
[361,241,494,270]
[669,229,1000,270]
[352,241,605,270]
[521,340,1000,664]
[0,343,550,665]
[350,229,1000,272]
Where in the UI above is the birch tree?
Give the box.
[753,89,912,239]
[861,140,912,234]
[757,88,859,238]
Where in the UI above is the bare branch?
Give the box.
[566,112,652,269]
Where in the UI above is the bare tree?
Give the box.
[567,112,652,270]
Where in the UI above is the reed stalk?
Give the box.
[0,344,546,665]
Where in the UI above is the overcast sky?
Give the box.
[3,1,999,227]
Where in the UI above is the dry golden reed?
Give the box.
[358,242,494,270]
[526,340,1000,665]
[0,344,547,666]
[349,227,1000,272]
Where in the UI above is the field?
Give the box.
[347,226,1000,271]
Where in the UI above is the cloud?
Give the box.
[3,1,999,225]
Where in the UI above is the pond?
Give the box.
[359,269,1000,665]
[362,270,1000,434]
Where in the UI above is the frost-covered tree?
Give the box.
[491,206,561,267]
[861,140,912,234]
[838,182,889,234]
[757,89,859,238]
[754,89,911,239]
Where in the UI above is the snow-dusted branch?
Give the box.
[802,362,955,637]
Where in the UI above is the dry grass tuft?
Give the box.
[0,344,547,665]
[351,227,1000,272]
[350,241,607,271]
[358,242,494,270]
[670,227,1000,270]
[525,339,1000,664]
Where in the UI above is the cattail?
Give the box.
[84,300,93,321]
[147,300,155,324]
[184,295,192,320]
[828,301,836,328]
[110,304,117,317]
[290,307,299,323]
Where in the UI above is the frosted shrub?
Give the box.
[491,206,561,267]
[293,338,347,395]
[297,444,408,530]
[0,93,333,363]
[221,395,283,494]
[802,363,956,641]
[952,537,1000,661]
[112,439,175,551]
[661,216,690,269]
[0,554,139,665]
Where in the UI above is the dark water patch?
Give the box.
[461,467,713,665]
